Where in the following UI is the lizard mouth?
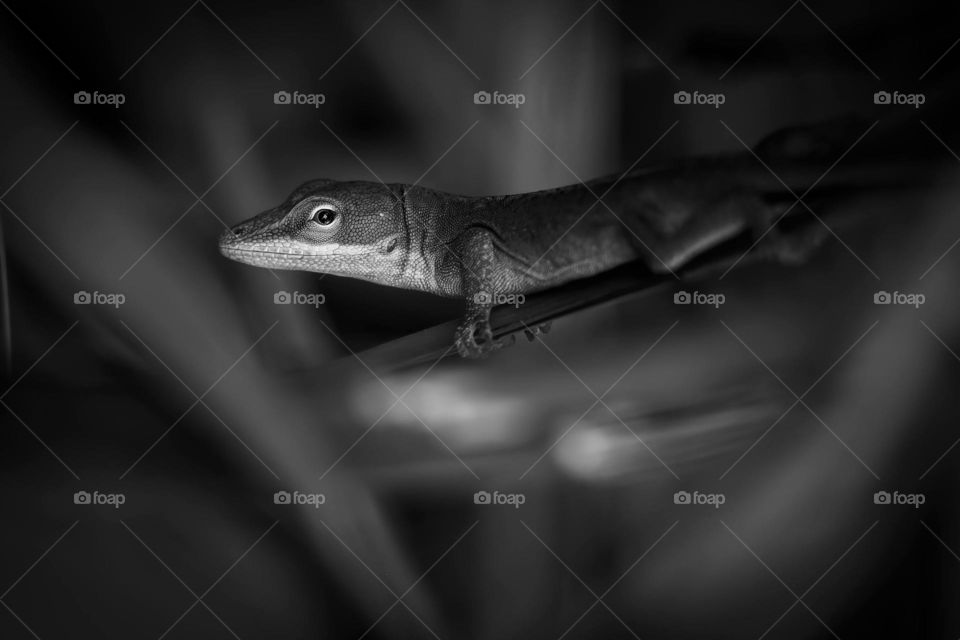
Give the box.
[219,240,376,262]
[218,244,303,268]
[219,245,292,258]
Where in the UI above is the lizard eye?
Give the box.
[311,206,339,226]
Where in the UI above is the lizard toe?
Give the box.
[455,321,492,359]
[454,320,517,358]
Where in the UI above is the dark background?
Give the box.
[1,1,959,638]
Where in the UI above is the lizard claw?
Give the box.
[455,319,514,358]
[523,322,552,342]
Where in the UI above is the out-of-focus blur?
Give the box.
[2,1,960,638]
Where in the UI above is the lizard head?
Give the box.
[219,179,408,283]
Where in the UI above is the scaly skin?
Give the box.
[219,152,843,357]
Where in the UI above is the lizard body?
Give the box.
[219,141,897,357]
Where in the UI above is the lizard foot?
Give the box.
[523,322,552,342]
[455,319,515,358]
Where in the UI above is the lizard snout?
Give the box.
[218,222,258,257]
[218,226,243,248]
[224,215,265,239]
[218,228,240,259]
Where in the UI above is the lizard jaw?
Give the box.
[218,244,315,270]
[219,230,402,273]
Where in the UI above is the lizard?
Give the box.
[218,123,904,358]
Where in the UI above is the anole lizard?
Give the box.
[218,124,898,358]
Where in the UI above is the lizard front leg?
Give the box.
[451,229,515,358]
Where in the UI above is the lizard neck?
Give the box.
[397,185,473,295]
